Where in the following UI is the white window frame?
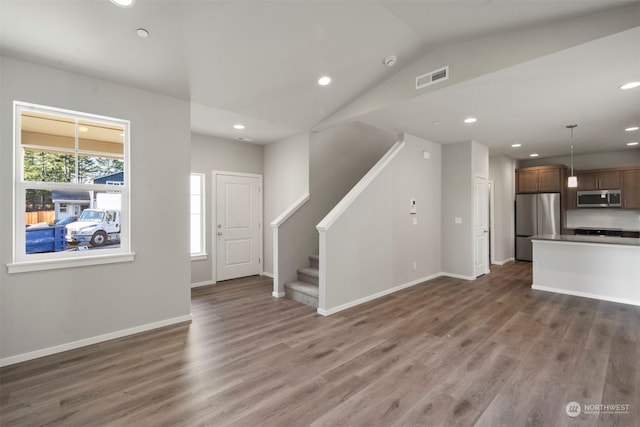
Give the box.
[190,173,207,260]
[8,101,134,274]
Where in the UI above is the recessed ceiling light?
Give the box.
[511,143,522,148]
[136,28,149,38]
[529,153,539,157]
[111,0,134,7]
[625,126,639,132]
[318,76,332,86]
[235,137,253,142]
[464,117,477,124]
[620,81,640,90]
[78,126,88,133]
[627,141,639,146]
[233,124,245,130]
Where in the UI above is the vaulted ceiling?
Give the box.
[1,0,639,159]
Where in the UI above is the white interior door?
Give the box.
[475,176,489,277]
[216,174,261,281]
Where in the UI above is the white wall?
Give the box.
[319,134,442,313]
[189,133,263,285]
[263,133,309,275]
[518,149,640,170]
[0,57,191,363]
[489,154,516,264]
[442,142,473,278]
[441,141,489,278]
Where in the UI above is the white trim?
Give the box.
[262,272,274,278]
[316,141,405,232]
[190,253,207,261]
[0,314,192,367]
[317,273,441,316]
[211,171,263,283]
[492,257,515,266]
[272,291,286,298]
[270,193,310,227]
[532,285,640,307]
[440,272,475,281]
[191,280,216,288]
[7,252,135,274]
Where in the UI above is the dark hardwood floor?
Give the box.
[1,262,638,426]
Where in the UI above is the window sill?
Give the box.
[7,252,135,274]
[190,253,208,262]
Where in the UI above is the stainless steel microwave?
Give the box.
[577,189,622,208]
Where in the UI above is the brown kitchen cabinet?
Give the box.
[516,166,564,194]
[577,170,621,190]
[622,169,640,209]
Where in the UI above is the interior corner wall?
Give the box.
[489,154,516,263]
[0,57,191,362]
[190,133,264,285]
[441,141,473,278]
[322,133,441,311]
[263,133,309,275]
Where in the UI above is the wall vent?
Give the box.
[416,66,449,90]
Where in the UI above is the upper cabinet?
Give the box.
[516,165,564,194]
[577,170,621,190]
[622,169,640,209]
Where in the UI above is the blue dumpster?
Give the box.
[25,225,67,254]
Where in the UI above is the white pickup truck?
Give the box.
[65,209,121,247]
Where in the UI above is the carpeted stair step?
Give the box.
[297,267,319,286]
[284,280,318,308]
[309,254,319,269]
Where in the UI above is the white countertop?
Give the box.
[532,234,640,247]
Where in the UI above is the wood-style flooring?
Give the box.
[1,262,638,426]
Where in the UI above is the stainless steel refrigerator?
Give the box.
[515,193,561,261]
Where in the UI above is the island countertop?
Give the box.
[531,234,640,247]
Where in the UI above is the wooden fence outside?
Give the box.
[25,210,55,225]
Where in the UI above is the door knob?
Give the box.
[217,232,222,236]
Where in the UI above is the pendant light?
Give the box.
[567,124,578,188]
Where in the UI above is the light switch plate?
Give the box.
[455,217,462,224]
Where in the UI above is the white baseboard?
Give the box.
[272,291,285,298]
[492,258,515,266]
[532,285,640,307]
[0,314,193,367]
[440,272,475,281]
[191,280,216,288]
[262,272,274,278]
[317,273,441,316]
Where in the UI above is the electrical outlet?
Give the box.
[413,261,417,270]
[455,217,462,224]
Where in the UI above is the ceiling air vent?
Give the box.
[416,66,449,90]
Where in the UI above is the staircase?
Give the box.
[284,255,319,308]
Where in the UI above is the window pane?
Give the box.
[190,214,202,254]
[21,110,75,152]
[23,149,76,183]
[78,119,125,157]
[190,194,201,214]
[23,188,124,253]
[78,155,125,184]
[190,174,201,195]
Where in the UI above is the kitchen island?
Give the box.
[531,234,640,306]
